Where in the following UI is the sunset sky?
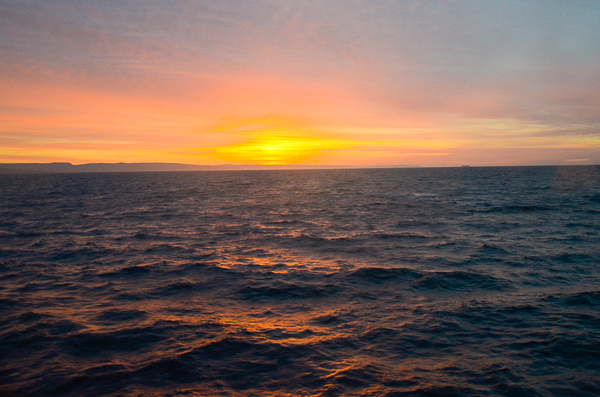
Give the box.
[1,0,599,166]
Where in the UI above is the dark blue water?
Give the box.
[1,166,599,396]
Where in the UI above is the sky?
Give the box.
[1,0,599,167]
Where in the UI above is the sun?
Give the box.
[208,132,335,165]
[195,118,351,165]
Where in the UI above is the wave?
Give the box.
[482,204,556,213]
[238,281,341,300]
[372,232,434,240]
[144,243,195,254]
[63,327,165,357]
[152,280,200,296]
[543,290,600,307]
[347,267,421,283]
[99,264,155,278]
[414,271,511,292]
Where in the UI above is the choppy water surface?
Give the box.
[1,166,600,396]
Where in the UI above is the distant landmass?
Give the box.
[0,162,419,174]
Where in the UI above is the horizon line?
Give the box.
[1,162,598,174]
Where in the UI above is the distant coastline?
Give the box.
[0,162,423,174]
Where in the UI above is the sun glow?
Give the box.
[192,118,466,165]
[202,132,350,165]
[194,118,347,165]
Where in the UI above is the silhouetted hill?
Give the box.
[0,162,213,173]
[0,162,415,173]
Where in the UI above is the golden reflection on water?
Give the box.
[5,167,598,395]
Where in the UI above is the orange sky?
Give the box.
[1,1,599,166]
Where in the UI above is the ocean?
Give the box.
[1,166,599,396]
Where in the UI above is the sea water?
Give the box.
[1,166,599,396]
